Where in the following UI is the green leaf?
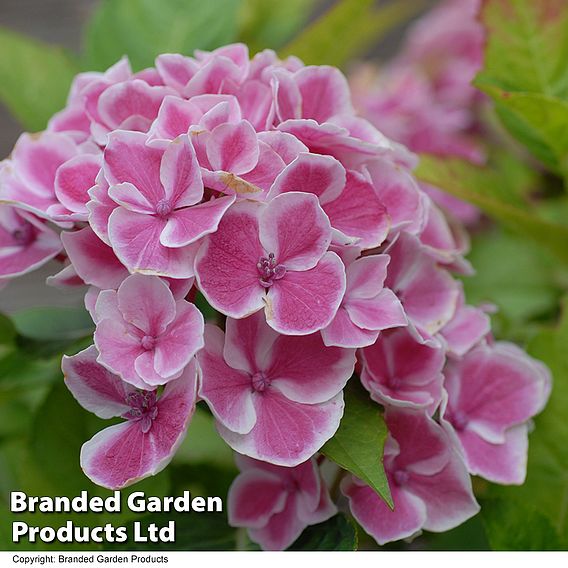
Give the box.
[475,0,568,173]
[85,0,241,71]
[288,513,357,551]
[475,0,568,98]
[0,313,15,346]
[106,512,236,551]
[480,87,568,176]
[239,0,318,53]
[415,155,568,265]
[11,306,94,342]
[174,404,235,467]
[481,498,562,550]
[0,27,78,130]
[463,228,561,328]
[322,379,392,508]
[480,297,568,548]
[281,0,424,68]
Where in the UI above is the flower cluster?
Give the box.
[0,41,550,550]
[350,0,485,224]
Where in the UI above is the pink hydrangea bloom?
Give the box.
[93,274,204,388]
[0,204,62,279]
[385,233,459,340]
[342,407,479,544]
[441,342,551,484]
[197,312,355,465]
[0,42,552,547]
[228,454,336,550]
[100,131,234,278]
[360,328,445,413]
[195,193,346,335]
[63,345,197,489]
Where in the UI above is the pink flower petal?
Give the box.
[321,306,380,348]
[266,252,346,335]
[104,131,164,206]
[323,170,389,249]
[194,200,265,318]
[54,154,101,216]
[223,311,279,376]
[81,364,197,489]
[206,121,259,175]
[295,65,353,122]
[197,325,257,435]
[108,208,197,278]
[263,333,355,404]
[159,195,235,248]
[342,477,427,545]
[117,274,176,336]
[259,192,332,271]
[268,153,346,205]
[218,390,344,466]
[153,301,204,379]
[61,227,128,289]
[94,318,147,389]
[346,289,407,332]
[63,345,135,419]
[159,135,203,207]
[453,424,529,485]
[228,469,288,529]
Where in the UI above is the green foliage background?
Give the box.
[0,0,567,552]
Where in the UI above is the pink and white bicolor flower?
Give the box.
[94,274,204,388]
[195,192,346,335]
[321,254,407,348]
[103,130,234,278]
[0,205,62,279]
[441,342,551,484]
[228,454,336,551]
[359,327,445,413]
[63,345,197,490]
[197,312,355,466]
[266,153,390,249]
[342,407,479,545]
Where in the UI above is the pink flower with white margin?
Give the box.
[439,284,490,357]
[102,131,234,278]
[63,345,197,489]
[385,232,459,340]
[0,132,79,221]
[197,119,286,197]
[195,192,346,335]
[359,327,445,413]
[342,407,479,545]
[94,274,204,388]
[0,205,62,279]
[321,255,406,348]
[441,342,551,484]
[267,153,389,249]
[228,454,336,550]
[197,312,355,465]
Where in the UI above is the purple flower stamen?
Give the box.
[257,252,286,288]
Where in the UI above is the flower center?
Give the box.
[393,469,410,487]
[257,253,286,288]
[141,335,157,351]
[448,409,469,431]
[251,372,271,393]
[123,391,159,433]
[155,199,173,218]
[12,223,36,247]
